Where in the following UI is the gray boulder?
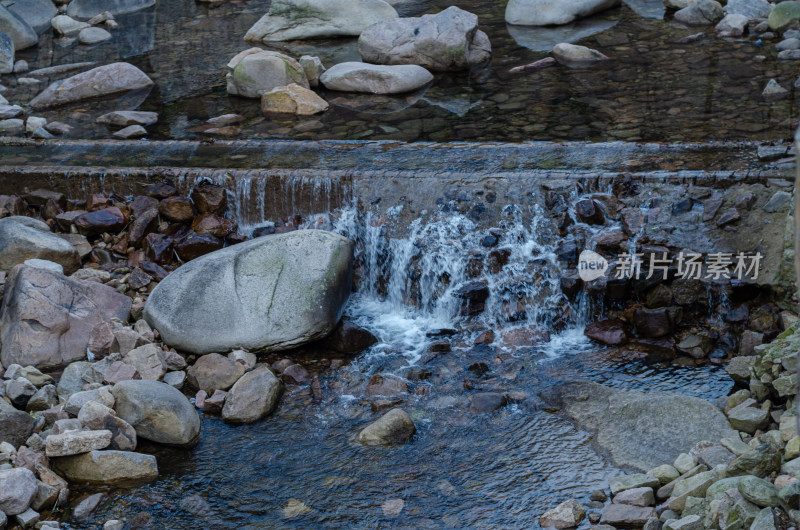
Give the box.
[29,62,154,110]
[144,230,353,354]
[221,366,283,424]
[225,48,308,99]
[674,0,724,25]
[358,6,491,71]
[0,266,131,370]
[67,0,155,19]
[3,0,56,33]
[0,5,36,50]
[187,353,245,392]
[505,0,621,25]
[355,408,416,445]
[0,398,34,448]
[320,62,433,94]
[111,379,201,447]
[0,217,81,274]
[0,467,37,515]
[244,0,398,42]
[0,31,12,74]
[56,361,91,399]
[543,382,737,471]
[724,0,771,19]
[51,450,157,484]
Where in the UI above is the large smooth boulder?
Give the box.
[0,468,37,515]
[225,48,308,99]
[244,0,398,42]
[29,63,154,110]
[0,5,36,50]
[506,0,621,25]
[0,32,11,74]
[0,398,34,448]
[144,230,353,354]
[4,0,56,34]
[111,379,201,447]
[67,0,155,19]
[320,62,433,94]
[0,266,132,370]
[0,217,81,274]
[222,366,283,424]
[543,382,737,471]
[51,450,157,484]
[358,7,491,71]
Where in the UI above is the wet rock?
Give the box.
[97,111,157,127]
[187,353,245,392]
[0,398,34,447]
[358,7,491,71]
[453,280,490,316]
[319,320,378,354]
[540,499,586,528]
[113,124,146,139]
[225,48,308,99]
[158,197,194,223]
[144,230,353,355]
[0,468,37,516]
[0,218,80,274]
[585,320,628,345]
[191,214,236,237]
[142,233,173,264]
[674,0,723,25]
[5,0,56,34]
[78,26,111,44]
[112,379,200,446]
[222,366,283,424]
[366,374,408,396]
[30,63,154,110]
[51,450,157,484]
[553,43,609,64]
[174,232,223,261]
[356,408,415,445]
[281,364,309,384]
[202,389,226,415]
[261,83,329,115]
[300,55,325,87]
[0,5,37,50]
[244,0,397,42]
[469,392,507,412]
[67,0,155,18]
[546,382,736,471]
[716,13,748,36]
[73,207,126,236]
[506,0,620,25]
[634,308,672,338]
[769,0,800,30]
[51,15,90,35]
[190,184,227,215]
[320,62,433,94]
[762,79,789,100]
[0,32,12,74]
[72,492,104,522]
[575,199,605,224]
[1,266,131,370]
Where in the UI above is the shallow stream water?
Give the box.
[6,0,800,142]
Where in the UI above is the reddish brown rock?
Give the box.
[191,213,237,237]
[128,208,158,246]
[281,364,309,384]
[55,210,86,231]
[103,361,140,385]
[319,320,378,354]
[86,194,111,212]
[575,199,605,225]
[474,329,495,345]
[74,207,126,237]
[130,196,159,218]
[0,266,132,369]
[366,374,408,397]
[191,184,227,214]
[175,232,223,261]
[202,390,227,415]
[146,183,176,199]
[158,197,194,223]
[585,320,628,345]
[633,308,672,338]
[143,233,174,264]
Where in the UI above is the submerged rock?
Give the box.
[0,266,132,370]
[358,7,491,71]
[244,0,398,42]
[506,0,621,25]
[320,62,433,94]
[67,0,155,19]
[355,408,416,445]
[29,63,154,109]
[143,230,353,354]
[225,48,308,99]
[543,382,737,471]
[552,42,609,63]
